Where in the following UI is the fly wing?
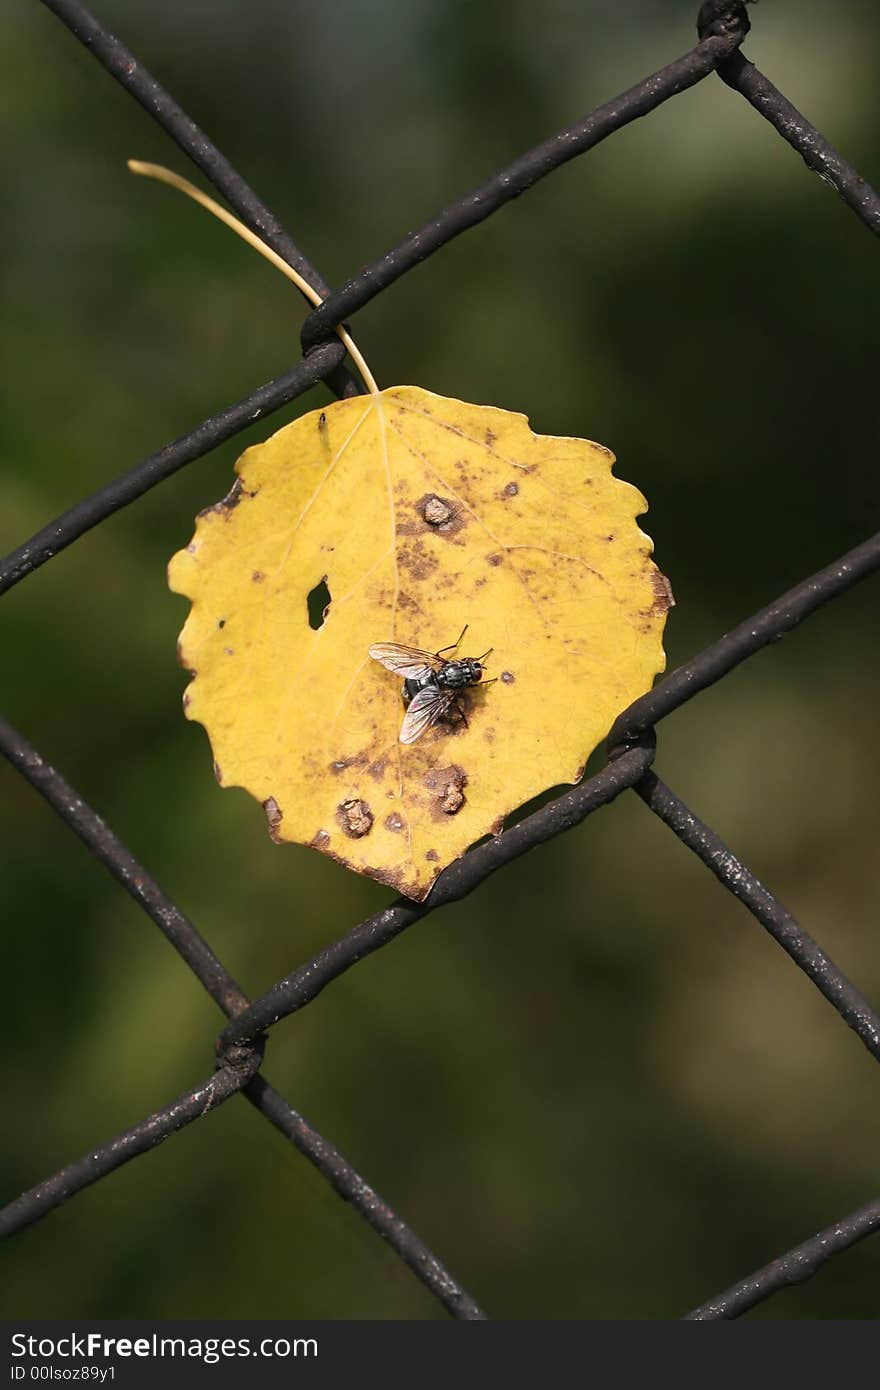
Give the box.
[399,685,455,745]
[369,642,437,680]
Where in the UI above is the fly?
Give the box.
[368,626,494,744]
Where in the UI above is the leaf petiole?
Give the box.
[127,159,380,396]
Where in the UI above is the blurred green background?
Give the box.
[2,0,880,1320]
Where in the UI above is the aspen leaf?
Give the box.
[169,386,671,901]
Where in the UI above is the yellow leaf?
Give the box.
[169,386,671,901]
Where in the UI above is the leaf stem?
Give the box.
[127,160,380,396]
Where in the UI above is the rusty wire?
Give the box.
[2,0,879,1321]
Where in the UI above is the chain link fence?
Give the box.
[2,0,879,1320]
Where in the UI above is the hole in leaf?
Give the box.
[307,577,331,631]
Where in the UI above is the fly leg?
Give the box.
[435,625,468,660]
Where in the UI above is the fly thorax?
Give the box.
[440,660,481,689]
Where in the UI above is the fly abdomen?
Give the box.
[402,671,439,707]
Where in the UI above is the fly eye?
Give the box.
[473,662,482,676]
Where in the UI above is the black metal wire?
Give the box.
[39,0,323,292]
[0,710,649,1221]
[0,342,344,597]
[0,4,755,594]
[685,1195,880,1319]
[37,0,364,401]
[710,52,880,236]
[5,0,880,1322]
[0,1045,264,1240]
[635,770,880,1061]
[0,715,487,1319]
[300,10,753,350]
[0,714,248,1015]
[246,1078,487,1320]
[217,741,654,1049]
[607,528,880,750]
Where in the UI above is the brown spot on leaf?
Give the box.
[337,798,374,838]
[365,863,412,893]
[500,670,515,684]
[213,760,224,785]
[329,753,368,775]
[217,618,226,629]
[502,481,519,499]
[264,796,284,842]
[431,698,468,735]
[223,646,234,656]
[634,571,675,633]
[423,495,452,525]
[222,477,244,510]
[176,639,194,672]
[252,570,265,583]
[483,726,496,743]
[485,428,497,447]
[424,765,467,817]
[310,828,330,848]
[385,811,405,833]
[369,756,389,782]
[398,539,437,581]
[651,570,675,615]
[441,784,465,813]
[309,837,413,896]
[198,477,246,521]
[415,493,465,538]
[487,552,503,567]
[425,849,439,862]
